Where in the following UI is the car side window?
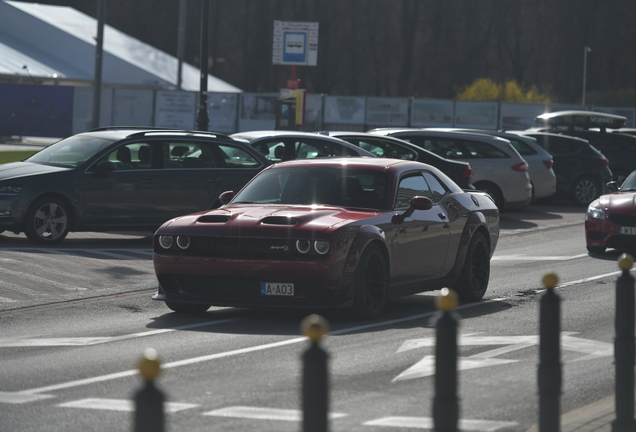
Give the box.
[462,140,509,158]
[253,140,287,162]
[423,172,447,203]
[395,175,432,209]
[421,139,465,159]
[162,142,208,168]
[508,138,538,156]
[103,142,155,171]
[546,138,582,155]
[365,138,416,160]
[217,144,261,168]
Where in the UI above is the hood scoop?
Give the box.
[261,216,299,226]
[197,215,231,223]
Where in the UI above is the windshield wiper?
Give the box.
[232,201,257,204]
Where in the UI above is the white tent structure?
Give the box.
[0,0,242,92]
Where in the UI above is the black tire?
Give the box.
[24,196,71,245]
[569,176,600,206]
[352,244,389,319]
[586,245,606,254]
[453,231,490,302]
[165,301,211,314]
[474,182,503,211]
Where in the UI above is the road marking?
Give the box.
[0,296,16,303]
[0,392,54,404]
[0,317,241,347]
[57,398,197,413]
[491,253,588,261]
[0,256,112,286]
[202,406,347,421]
[364,416,518,431]
[393,332,613,382]
[0,266,87,291]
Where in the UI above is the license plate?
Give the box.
[260,282,294,296]
[619,227,636,235]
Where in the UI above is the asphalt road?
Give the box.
[0,202,626,432]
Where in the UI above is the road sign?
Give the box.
[272,21,319,66]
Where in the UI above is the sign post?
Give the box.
[273,20,318,130]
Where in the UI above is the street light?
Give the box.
[196,0,210,131]
[582,46,591,107]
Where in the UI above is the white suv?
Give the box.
[368,128,532,211]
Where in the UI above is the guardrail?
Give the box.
[131,255,636,432]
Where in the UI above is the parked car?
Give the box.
[231,130,375,162]
[151,158,499,318]
[316,131,474,189]
[534,110,636,184]
[422,128,556,201]
[368,128,532,211]
[0,127,271,244]
[585,170,636,254]
[516,132,612,205]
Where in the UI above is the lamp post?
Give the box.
[196,0,210,131]
[91,0,106,130]
[582,46,591,106]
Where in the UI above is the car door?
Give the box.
[79,141,163,227]
[390,173,450,286]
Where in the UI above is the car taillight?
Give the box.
[600,157,609,166]
[511,162,528,172]
[462,167,473,178]
[543,158,554,169]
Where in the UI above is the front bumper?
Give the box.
[585,217,636,251]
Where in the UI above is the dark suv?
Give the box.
[0,127,271,244]
[519,132,612,205]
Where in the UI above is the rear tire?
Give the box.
[570,176,600,206]
[352,244,389,319]
[453,231,490,302]
[165,301,211,314]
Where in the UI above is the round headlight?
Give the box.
[296,240,311,254]
[314,240,330,255]
[176,236,191,249]
[158,235,174,249]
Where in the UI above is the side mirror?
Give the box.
[219,190,235,205]
[606,181,619,192]
[391,196,433,224]
[94,160,116,174]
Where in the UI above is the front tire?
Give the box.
[165,301,211,314]
[24,196,71,245]
[454,231,490,302]
[352,244,389,319]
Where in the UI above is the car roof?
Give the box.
[535,110,627,129]
[85,127,237,141]
[516,130,593,144]
[268,157,422,171]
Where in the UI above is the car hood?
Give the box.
[598,192,636,212]
[158,205,380,236]
[0,161,71,181]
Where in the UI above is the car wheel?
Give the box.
[454,231,490,302]
[165,301,211,314]
[352,244,389,319]
[570,176,600,206]
[586,245,606,254]
[24,196,71,245]
[474,182,503,210]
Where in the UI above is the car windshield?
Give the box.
[620,172,636,191]
[26,135,116,168]
[232,167,390,210]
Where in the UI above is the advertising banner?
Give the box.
[208,93,239,133]
[324,96,366,125]
[112,88,154,126]
[238,93,278,132]
[500,103,547,131]
[366,97,409,127]
[154,90,196,129]
[72,87,113,134]
[454,101,499,129]
[410,99,454,127]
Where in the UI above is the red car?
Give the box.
[585,170,636,254]
[152,158,500,318]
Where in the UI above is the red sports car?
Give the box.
[585,170,636,254]
[152,158,500,318]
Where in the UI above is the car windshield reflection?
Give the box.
[232,167,390,209]
[26,135,116,168]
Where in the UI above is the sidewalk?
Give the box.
[0,135,58,151]
[525,394,625,432]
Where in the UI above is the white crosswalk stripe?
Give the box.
[57,398,198,413]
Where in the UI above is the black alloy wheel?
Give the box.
[24,196,71,245]
[454,231,490,302]
[352,244,389,319]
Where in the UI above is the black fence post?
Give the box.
[538,273,562,432]
[612,254,636,432]
[133,348,165,432]
[301,314,330,432]
[432,288,460,432]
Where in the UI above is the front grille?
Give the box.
[609,213,636,227]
